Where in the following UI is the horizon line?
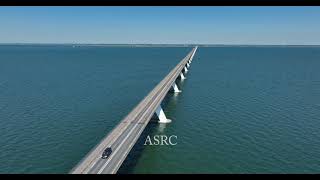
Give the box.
[1,43,320,46]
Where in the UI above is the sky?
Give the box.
[0,6,320,45]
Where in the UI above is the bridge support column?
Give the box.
[187,62,190,68]
[184,66,188,72]
[171,82,181,93]
[180,72,186,80]
[156,105,171,123]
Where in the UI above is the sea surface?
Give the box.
[0,45,320,173]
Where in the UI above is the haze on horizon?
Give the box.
[0,6,320,45]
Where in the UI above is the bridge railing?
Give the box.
[70,46,197,174]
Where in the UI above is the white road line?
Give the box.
[98,47,196,174]
[110,57,191,173]
[97,117,143,174]
[98,56,184,174]
[98,82,168,173]
[111,117,149,173]
[86,123,135,173]
[83,47,196,174]
[88,64,178,174]
[84,64,179,173]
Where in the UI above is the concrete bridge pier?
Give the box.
[171,82,181,93]
[180,72,186,80]
[184,66,188,73]
[156,105,171,123]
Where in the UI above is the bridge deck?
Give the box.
[70,46,198,174]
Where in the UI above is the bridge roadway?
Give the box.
[70,46,198,174]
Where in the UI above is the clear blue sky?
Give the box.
[1,6,320,45]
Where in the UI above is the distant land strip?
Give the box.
[1,43,320,47]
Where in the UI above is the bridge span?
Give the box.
[70,46,198,174]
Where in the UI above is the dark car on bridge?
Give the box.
[101,147,112,159]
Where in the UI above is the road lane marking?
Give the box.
[97,116,145,173]
[84,63,180,173]
[79,47,197,174]
[111,118,149,173]
[97,48,196,174]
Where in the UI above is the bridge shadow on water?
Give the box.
[117,79,187,174]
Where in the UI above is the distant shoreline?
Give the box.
[1,43,320,47]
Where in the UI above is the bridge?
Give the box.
[70,46,198,174]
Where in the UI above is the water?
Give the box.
[1,45,320,173]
